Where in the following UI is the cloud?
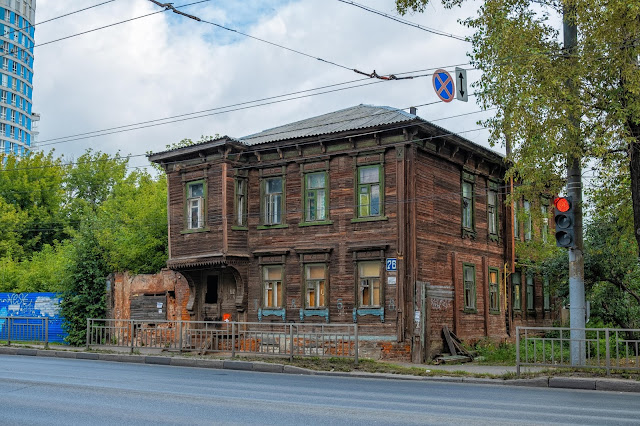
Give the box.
[33,0,497,169]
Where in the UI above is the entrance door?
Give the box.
[219,272,237,321]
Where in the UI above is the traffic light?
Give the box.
[554,196,574,248]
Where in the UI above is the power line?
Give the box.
[3,121,494,173]
[336,0,468,42]
[34,0,213,50]
[36,64,475,148]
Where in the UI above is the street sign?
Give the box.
[432,69,455,103]
[455,67,468,102]
[386,258,397,271]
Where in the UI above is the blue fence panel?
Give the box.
[0,293,67,344]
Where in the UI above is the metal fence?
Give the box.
[0,316,50,347]
[516,326,640,376]
[86,319,359,363]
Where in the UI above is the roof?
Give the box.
[239,104,417,145]
[146,104,503,162]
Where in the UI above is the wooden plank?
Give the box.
[442,325,457,356]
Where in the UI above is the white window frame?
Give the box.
[304,264,326,309]
[358,261,381,308]
[263,265,283,309]
[186,181,205,230]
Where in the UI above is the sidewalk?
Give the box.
[1,344,639,393]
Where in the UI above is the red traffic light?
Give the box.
[554,197,571,213]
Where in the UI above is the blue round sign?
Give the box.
[432,69,455,103]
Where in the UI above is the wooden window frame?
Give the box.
[526,273,535,311]
[355,164,384,220]
[262,264,284,309]
[183,179,207,232]
[301,171,331,225]
[512,270,522,311]
[463,263,477,313]
[487,181,499,241]
[489,267,500,314]
[461,171,476,239]
[233,177,247,230]
[303,263,327,309]
[259,173,287,229]
[357,260,382,308]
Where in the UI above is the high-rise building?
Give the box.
[0,0,35,157]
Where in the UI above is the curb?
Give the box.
[1,347,638,393]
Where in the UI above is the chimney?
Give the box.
[409,106,417,115]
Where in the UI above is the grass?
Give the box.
[3,340,639,382]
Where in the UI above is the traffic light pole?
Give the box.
[564,4,586,366]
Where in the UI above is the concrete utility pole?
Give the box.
[563,3,586,366]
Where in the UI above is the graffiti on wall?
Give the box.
[0,293,67,343]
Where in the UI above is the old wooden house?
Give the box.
[148,104,554,362]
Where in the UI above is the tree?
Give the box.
[395,0,640,254]
[64,149,129,227]
[0,151,67,257]
[94,170,168,274]
[59,221,108,346]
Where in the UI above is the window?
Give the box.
[358,261,381,307]
[512,272,521,311]
[305,264,326,308]
[541,203,549,243]
[461,172,475,237]
[357,165,381,217]
[11,61,16,73]
[543,276,550,311]
[487,186,498,239]
[234,178,247,227]
[489,267,500,313]
[1,91,5,103]
[463,264,476,311]
[186,181,205,230]
[263,176,283,225]
[304,172,327,222]
[524,200,532,241]
[263,265,283,308]
[2,58,6,70]
[5,10,10,22]
[526,274,535,311]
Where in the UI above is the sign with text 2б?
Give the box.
[386,258,397,271]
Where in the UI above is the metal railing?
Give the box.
[0,316,49,347]
[86,319,359,363]
[516,326,640,376]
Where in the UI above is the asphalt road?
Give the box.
[0,355,639,425]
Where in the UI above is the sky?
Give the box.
[32,0,495,171]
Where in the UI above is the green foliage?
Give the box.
[0,148,169,296]
[94,171,167,274]
[60,222,108,346]
[0,151,67,258]
[0,242,73,293]
[64,150,128,226]
[397,0,640,328]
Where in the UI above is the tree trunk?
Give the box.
[629,122,640,259]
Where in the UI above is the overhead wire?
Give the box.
[336,0,468,42]
[2,118,494,174]
[36,63,477,148]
